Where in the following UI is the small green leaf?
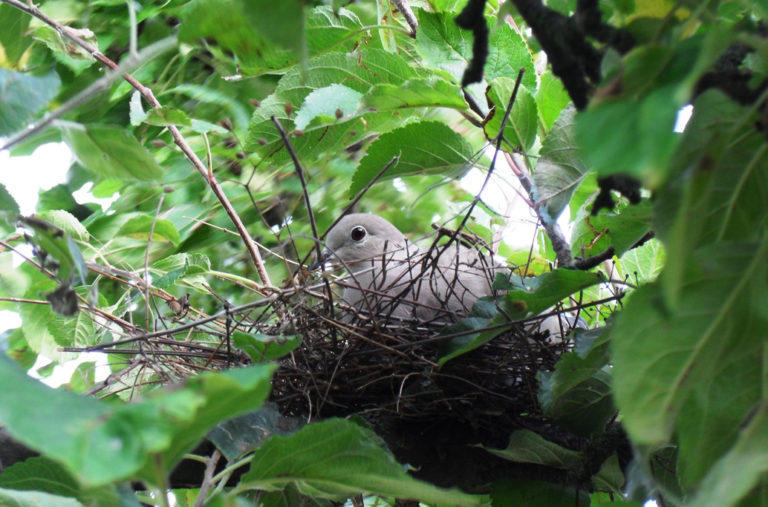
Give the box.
[539,329,615,436]
[38,210,89,242]
[485,22,536,89]
[294,84,362,130]
[415,9,473,81]
[128,91,146,126]
[232,332,301,362]
[616,237,666,285]
[207,404,301,461]
[239,418,482,504]
[189,118,228,134]
[60,125,162,181]
[0,183,20,232]
[116,215,181,246]
[0,69,60,136]
[362,76,466,111]
[571,200,653,259]
[0,4,32,66]
[484,79,538,152]
[537,72,571,131]
[144,106,192,127]
[482,429,582,469]
[178,0,292,74]
[349,121,474,197]
[593,453,625,494]
[0,487,83,507]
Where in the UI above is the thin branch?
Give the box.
[193,450,221,507]
[391,0,418,36]
[452,68,525,243]
[504,151,574,267]
[271,116,323,264]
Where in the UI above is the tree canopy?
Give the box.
[0,0,767,505]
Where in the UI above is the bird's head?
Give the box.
[320,213,408,271]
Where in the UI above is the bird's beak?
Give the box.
[308,248,331,271]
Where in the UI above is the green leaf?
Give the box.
[0,183,20,232]
[688,404,768,507]
[128,91,146,126]
[361,76,467,111]
[485,22,536,89]
[238,418,481,504]
[0,354,275,487]
[482,429,582,469]
[305,6,364,55]
[656,90,768,310]
[593,453,625,494]
[534,106,588,220]
[164,84,249,130]
[415,9,472,81]
[0,457,126,506]
[144,106,192,127]
[294,84,363,130]
[38,210,89,242]
[349,121,474,197]
[0,69,60,136]
[616,237,666,285]
[18,216,78,285]
[484,79,537,152]
[537,71,571,131]
[576,86,679,187]
[571,200,653,259]
[539,329,615,436]
[0,4,32,66]
[0,487,83,507]
[207,404,301,461]
[60,125,162,181]
[232,331,301,362]
[116,215,181,246]
[611,241,767,449]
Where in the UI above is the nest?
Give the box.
[271,303,568,426]
[266,282,591,489]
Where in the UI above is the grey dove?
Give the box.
[321,213,585,339]
[322,213,496,324]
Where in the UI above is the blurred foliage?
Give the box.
[0,0,767,505]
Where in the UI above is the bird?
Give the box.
[320,213,498,325]
[317,213,587,341]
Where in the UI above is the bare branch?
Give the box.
[391,0,418,36]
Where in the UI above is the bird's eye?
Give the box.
[350,226,367,241]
